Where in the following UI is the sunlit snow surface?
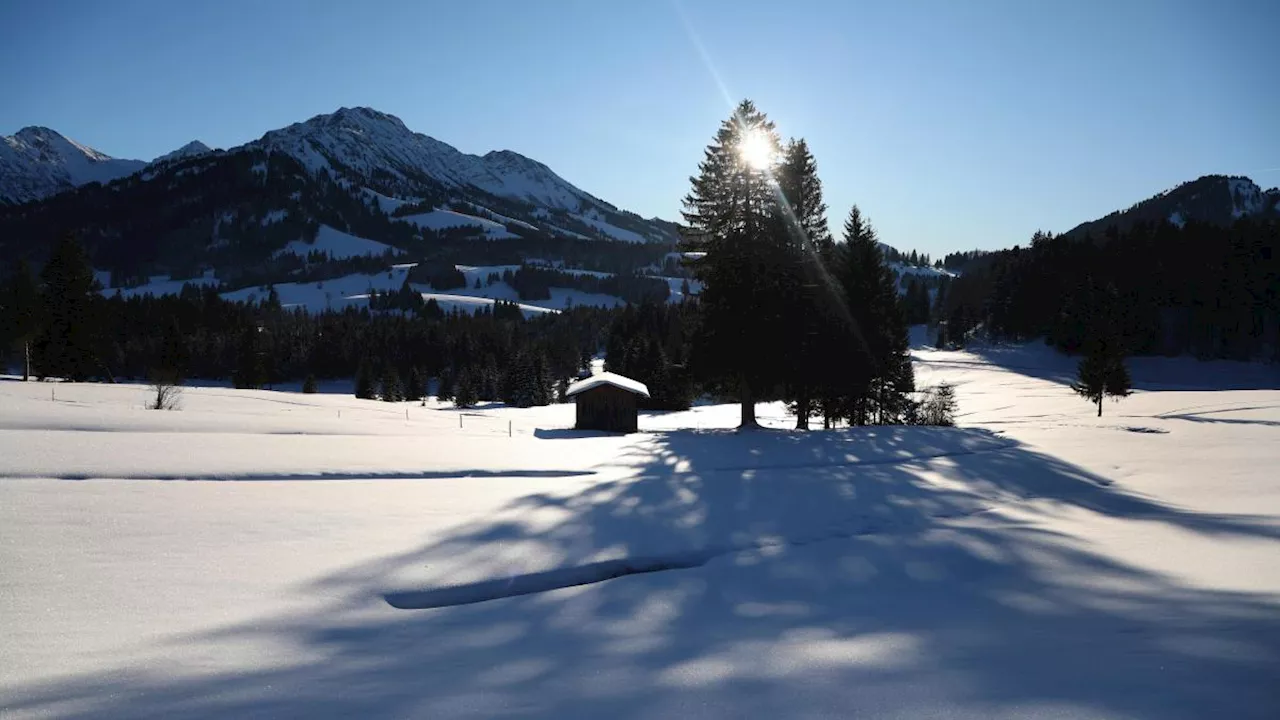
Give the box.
[2,336,1278,719]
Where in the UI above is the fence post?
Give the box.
[405,408,409,421]
[509,420,512,437]
[459,414,463,429]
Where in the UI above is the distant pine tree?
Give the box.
[354,360,376,399]
[232,326,266,389]
[2,260,40,381]
[1071,283,1133,416]
[454,370,478,408]
[380,367,403,402]
[1073,341,1131,416]
[407,366,425,402]
[35,234,101,381]
[436,367,454,403]
[302,374,319,394]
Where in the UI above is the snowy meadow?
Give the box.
[1,341,1278,719]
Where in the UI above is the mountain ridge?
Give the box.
[1063,174,1280,239]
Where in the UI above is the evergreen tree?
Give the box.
[152,319,188,386]
[532,351,552,406]
[776,137,837,429]
[302,374,319,394]
[436,367,455,403]
[407,366,425,402]
[1073,345,1130,417]
[353,359,376,399]
[35,234,101,380]
[380,367,403,402]
[921,382,958,426]
[232,326,267,389]
[454,370,478,408]
[680,99,789,428]
[832,206,915,424]
[1,260,39,381]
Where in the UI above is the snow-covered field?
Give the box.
[2,341,1278,719]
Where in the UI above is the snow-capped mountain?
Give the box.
[0,127,146,205]
[1064,175,1280,238]
[151,140,213,166]
[0,106,683,288]
[252,107,604,213]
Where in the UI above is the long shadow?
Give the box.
[37,469,596,482]
[4,428,1279,719]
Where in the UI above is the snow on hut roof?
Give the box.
[565,372,651,399]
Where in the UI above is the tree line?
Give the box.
[938,221,1279,361]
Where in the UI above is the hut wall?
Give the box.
[574,384,639,432]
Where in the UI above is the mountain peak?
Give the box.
[152,140,213,165]
[250,107,602,212]
[1,126,145,204]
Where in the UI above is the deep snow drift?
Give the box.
[1,342,1278,719]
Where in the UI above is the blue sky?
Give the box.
[2,0,1277,255]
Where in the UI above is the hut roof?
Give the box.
[565,372,650,399]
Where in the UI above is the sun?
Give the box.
[738,127,774,170]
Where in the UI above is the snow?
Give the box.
[220,267,416,310]
[416,293,556,317]
[1169,210,1186,227]
[99,271,221,298]
[2,343,1279,718]
[361,188,411,214]
[251,108,602,214]
[566,371,651,398]
[0,126,146,204]
[1228,177,1262,218]
[398,209,519,239]
[261,209,288,225]
[888,262,955,280]
[573,209,651,243]
[150,140,212,165]
[463,201,540,231]
[275,225,399,260]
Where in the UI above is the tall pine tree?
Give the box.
[681,99,789,428]
[777,138,836,429]
[832,206,915,425]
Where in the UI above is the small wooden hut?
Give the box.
[565,372,651,433]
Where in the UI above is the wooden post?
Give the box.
[508,420,512,437]
[459,414,463,429]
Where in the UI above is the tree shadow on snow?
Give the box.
[4,427,1279,719]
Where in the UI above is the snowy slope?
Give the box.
[397,209,519,239]
[1,347,1278,718]
[0,127,146,204]
[100,270,221,298]
[275,225,401,259]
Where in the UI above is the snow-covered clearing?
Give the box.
[2,341,1278,719]
[398,209,519,239]
[275,224,400,260]
[97,270,220,298]
[571,209,650,243]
